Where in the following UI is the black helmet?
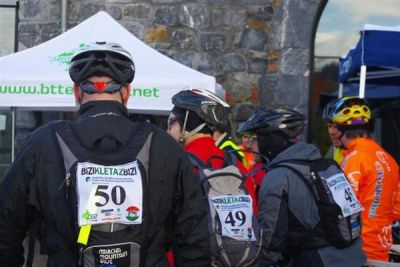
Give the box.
[171,88,230,130]
[69,42,135,93]
[238,106,305,138]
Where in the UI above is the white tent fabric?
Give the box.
[364,23,400,32]
[0,11,216,114]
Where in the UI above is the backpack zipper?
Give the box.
[58,172,71,199]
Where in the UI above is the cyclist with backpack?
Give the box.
[238,106,366,267]
[167,88,260,266]
[0,42,210,267]
[331,96,400,262]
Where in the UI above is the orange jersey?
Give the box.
[238,145,256,171]
[341,137,400,261]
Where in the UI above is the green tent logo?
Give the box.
[50,43,88,70]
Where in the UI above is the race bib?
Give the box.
[210,195,256,241]
[76,161,143,226]
[83,242,140,267]
[325,173,363,217]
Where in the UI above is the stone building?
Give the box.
[2,0,327,169]
[18,0,325,116]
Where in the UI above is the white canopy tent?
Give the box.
[0,11,217,114]
[0,11,218,161]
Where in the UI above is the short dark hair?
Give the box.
[344,129,370,139]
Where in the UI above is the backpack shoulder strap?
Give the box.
[187,152,208,169]
[54,125,78,173]
[26,121,71,267]
[267,159,317,191]
[130,125,155,267]
[48,121,79,195]
[48,121,77,171]
[136,126,155,183]
[26,211,41,267]
[267,159,312,175]
[222,149,238,167]
[246,162,268,177]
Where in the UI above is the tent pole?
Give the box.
[61,0,67,33]
[11,107,15,162]
[338,83,343,98]
[359,65,367,98]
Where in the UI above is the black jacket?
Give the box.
[0,101,210,267]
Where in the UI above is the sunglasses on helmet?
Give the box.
[79,80,122,94]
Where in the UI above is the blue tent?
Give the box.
[321,24,400,101]
[339,24,400,85]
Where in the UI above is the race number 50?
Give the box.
[95,185,126,207]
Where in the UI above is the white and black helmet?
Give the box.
[172,88,230,130]
[69,42,135,93]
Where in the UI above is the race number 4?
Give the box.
[344,187,355,203]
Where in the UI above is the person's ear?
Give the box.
[121,84,131,106]
[73,83,82,104]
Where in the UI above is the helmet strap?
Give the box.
[184,123,207,142]
[79,90,84,104]
[215,132,227,147]
[338,130,345,145]
[179,110,209,145]
[119,90,125,105]
[179,110,190,145]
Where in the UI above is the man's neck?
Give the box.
[343,135,368,149]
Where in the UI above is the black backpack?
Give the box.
[188,152,261,267]
[268,158,362,249]
[51,121,154,267]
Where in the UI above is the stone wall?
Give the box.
[16,0,325,140]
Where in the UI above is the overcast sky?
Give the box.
[315,0,400,57]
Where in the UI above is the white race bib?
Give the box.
[210,195,256,241]
[326,173,363,217]
[76,161,143,226]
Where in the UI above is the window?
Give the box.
[0,0,18,179]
